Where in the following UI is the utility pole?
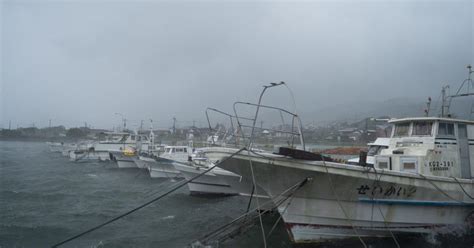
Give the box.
[9,120,11,130]
[140,120,144,132]
[49,119,52,128]
[114,113,126,132]
[172,117,176,134]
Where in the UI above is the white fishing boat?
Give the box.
[203,72,474,244]
[69,132,150,162]
[113,148,138,168]
[133,121,165,169]
[48,142,79,154]
[172,150,242,196]
[147,146,190,178]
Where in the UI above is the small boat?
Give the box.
[172,150,241,196]
[113,148,138,168]
[147,146,190,178]
[69,132,150,162]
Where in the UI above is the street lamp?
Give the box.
[114,113,126,131]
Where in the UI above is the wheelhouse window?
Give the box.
[412,121,432,136]
[367,146,381,156]
[393,123,410,137]
[400,157,418,173]
[119,135,129,142]
[438,122,455,136]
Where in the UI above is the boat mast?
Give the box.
[441,65,473,118]
[441,86,450,117]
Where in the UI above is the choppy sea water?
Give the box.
[0,141,472,248]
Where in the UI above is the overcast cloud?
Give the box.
[1,0,473,129]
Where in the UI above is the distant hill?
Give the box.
[301,97,473,124]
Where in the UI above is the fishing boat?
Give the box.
[69,132,150,162]
[47,142,79,154]
[113,148,138,168]
[179,109,272,197]
[203,70,474,244]
[147,146,190,178]
[172,150,242,196]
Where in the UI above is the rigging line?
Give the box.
[364,167,400,248]
[452,177,474,200]
[321,157,368,248]
[247,149,267,248]
[197,177,310,243]
[246,183,256,213]
[51,147,247,248]
[143,178,187,200]
[203,182,304,243]
[418,173,465,203]
[265,184,301,240]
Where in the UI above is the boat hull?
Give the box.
[207,148,474,243]
[133,156,154,169]
[69,150,111,162]
[148,160,182,178]
[172,162,240,196]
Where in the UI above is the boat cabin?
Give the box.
[375,117,474,178]
[348,137,390,166]
[118,134,149,144]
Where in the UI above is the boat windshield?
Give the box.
[119,135,129,142]
[412,121,433,136]
[367,146,381,156]
[393,123,410,137]
[438,122,455,136]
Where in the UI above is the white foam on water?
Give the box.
[161,215,175,220]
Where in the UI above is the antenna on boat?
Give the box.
[424,97,432,116]
[149,119,154,149]
[442,65,474,118]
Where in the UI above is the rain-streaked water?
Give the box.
[0,141,471,248]
[0,141,291,248]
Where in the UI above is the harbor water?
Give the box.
[0,141,471,248]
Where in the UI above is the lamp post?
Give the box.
[114,113,126,131]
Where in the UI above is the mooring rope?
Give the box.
[51,147,247,248]
[363,166,400,248]
[247,150,267,248]
[321,156,368,248]
[452,176,474,200]
[418,173,466,203]
[195,177,310,245]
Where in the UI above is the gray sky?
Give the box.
[1,0,473,129]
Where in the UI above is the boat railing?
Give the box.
[205,107,249,147]
[232,82,306,151]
